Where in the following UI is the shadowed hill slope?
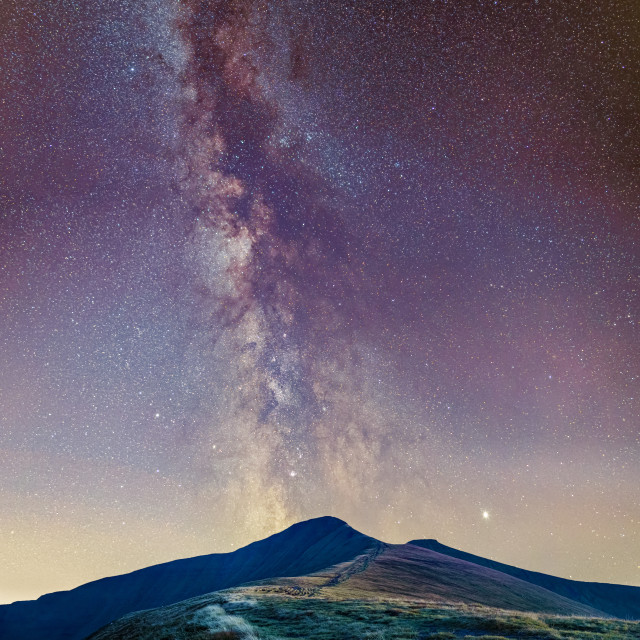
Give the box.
[0,517,377,640]
[410,538,640,619]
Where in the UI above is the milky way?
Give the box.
[0,0,638,603]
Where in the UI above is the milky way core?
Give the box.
[0,0,638,603]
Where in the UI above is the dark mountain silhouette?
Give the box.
[0,517,376,640]
[2,517,639,640]
[410,538,640,620]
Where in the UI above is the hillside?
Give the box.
[324,544,604,616]
[0,517,376,640]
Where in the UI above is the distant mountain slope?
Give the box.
[410,538,640,619]
[0,517,377,640]
[327,544,605,616]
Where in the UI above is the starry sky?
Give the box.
[1,0,639,604]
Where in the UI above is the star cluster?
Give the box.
[0,0,638,603]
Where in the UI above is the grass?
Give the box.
[88,587,640,640]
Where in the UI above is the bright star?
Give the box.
[483,511,489,519]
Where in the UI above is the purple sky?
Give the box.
[0,0,638,603]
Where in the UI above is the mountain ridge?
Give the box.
[409,537,640,619]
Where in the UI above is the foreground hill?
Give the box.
[87,594,640,640]
[87,554,638,640]
[410,538,640,619]
[0,517,377,640]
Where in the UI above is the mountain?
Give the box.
[2,517,639,640]
[0,516,377,640]
[86,542,636,640]
[410,538,640,620]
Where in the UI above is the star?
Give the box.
[0,0,637,604]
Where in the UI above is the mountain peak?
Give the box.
[285,515,348,530]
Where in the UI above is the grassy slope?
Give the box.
[326,545,603,616]
[87,587,640,640]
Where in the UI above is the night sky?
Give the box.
[1,0,638,604]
